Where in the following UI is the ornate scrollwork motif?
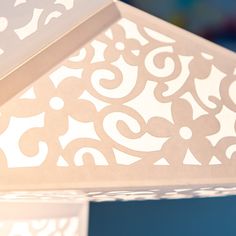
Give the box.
[0,14,235,169]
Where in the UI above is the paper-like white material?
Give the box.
[0,1,235,203]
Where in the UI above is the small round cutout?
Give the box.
[49,97,64,110]
[115,42,125,50]
[179,126,192,140]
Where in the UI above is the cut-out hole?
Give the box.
[14,0,27,6]
[229,80,236,105]
[49,97,64,110]
[154,158,169,166]
[57,156,69,167]
[179,126,192,140]
[115,42,125,50]
[183,149,202,165]
[0,17,8,32]
[209,156,222,165]
[201,52,213,60]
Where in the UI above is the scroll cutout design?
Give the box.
[0,0,74,42]
[0,0,78,78]
[0,14,235,171]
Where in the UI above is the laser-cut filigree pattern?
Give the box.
[0,0,110,78]
[1,16,235,169]
[0,2,236,196]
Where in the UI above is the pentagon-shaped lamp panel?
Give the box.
[0,0,236,204]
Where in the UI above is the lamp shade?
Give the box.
[0,0,236,204]
[0,201,88,236]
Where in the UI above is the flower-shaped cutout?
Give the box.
[147,99,220,165]
[98,24,141,64]
[15,77,97,138]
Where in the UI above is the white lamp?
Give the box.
[0,0,236,235]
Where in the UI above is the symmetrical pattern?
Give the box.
[0,1,235,194]
[1,17,235,168]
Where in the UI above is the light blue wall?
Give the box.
[89,196,236,236]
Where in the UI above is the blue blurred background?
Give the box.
[89,196,236,236]
[89,1,236,235]
[121,0,236,51]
